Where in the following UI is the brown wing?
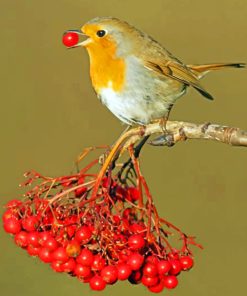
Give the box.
[143,59,214,100]
[137,35,214,100]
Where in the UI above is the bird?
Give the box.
[66,16,245,126]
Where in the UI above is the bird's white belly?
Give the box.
[99,84,185,125]
[99,86,140,124]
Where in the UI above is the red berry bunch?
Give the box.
[2,147,201,292]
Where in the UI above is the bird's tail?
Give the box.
[187,62,245,79]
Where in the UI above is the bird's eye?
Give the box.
[96,30,106,37]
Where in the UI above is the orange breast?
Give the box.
[85,40,126,93]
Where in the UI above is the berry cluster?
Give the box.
[2,147,201,292]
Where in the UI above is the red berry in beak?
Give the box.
[62,32,79,47]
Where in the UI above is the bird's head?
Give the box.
[68,17,142,57]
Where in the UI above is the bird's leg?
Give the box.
[151,105,175,147]
[159,117,169,133]
[159,104,173,133]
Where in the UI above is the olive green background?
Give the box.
[1,0,246,295]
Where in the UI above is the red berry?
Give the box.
[39,231,52,246]
[22,216,39,232]
[15,231,28,247]
[75,226,92,244]
[76,248,94,266]
[77,177,85,185]
[92,254,106,271]
[148,280,164,293]
[180,256,194,270]
[27,231,40,247]
[39,247,53,263]
[62,32,79,47]
[67,225,77,238]
[129,223,146,235]
[141,275,159,287]
[127,187,141,201]
[145,255,159,265]
[169,260,182,275]
[114,186,126,200]
[157,260,171,275]
[3,217,21,234]
[5,199,22,208]
[127,253,144,270]
[51,261,64,272]
[2,209,18,222]
[128,234,145,250]
[27,245,40,256]
[119,249,132,262]
[168,251,180,260]
[102,177,112,188]
[114,233,127,246]
[44,237,58,251]
[112,215,121,224]
[75,186,87,197]
[89,275,106,291]
[101,265,118,284]
[143,263,158,277]
[74,263,91,278]
[117,263,132,280]
[52,247,69,263]
[62,258,76,273]
[122,208,132,219]
[66,240,81,257]
[163,275,178,289]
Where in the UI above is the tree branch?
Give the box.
[123,121,247,148]
[93,120,246,194]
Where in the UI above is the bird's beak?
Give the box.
[64,29,91,48]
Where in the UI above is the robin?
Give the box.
[66,16,244,126]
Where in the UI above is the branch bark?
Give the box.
[123,121,247,148]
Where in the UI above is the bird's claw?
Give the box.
[149,134,175,147]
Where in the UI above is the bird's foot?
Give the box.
[149,134,175,147]
[150,125,187,147]
[149,118,175,146]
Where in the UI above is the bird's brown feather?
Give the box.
[187,63,245,79]
[143,59,214,100]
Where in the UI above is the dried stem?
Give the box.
[124,121,247,148]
